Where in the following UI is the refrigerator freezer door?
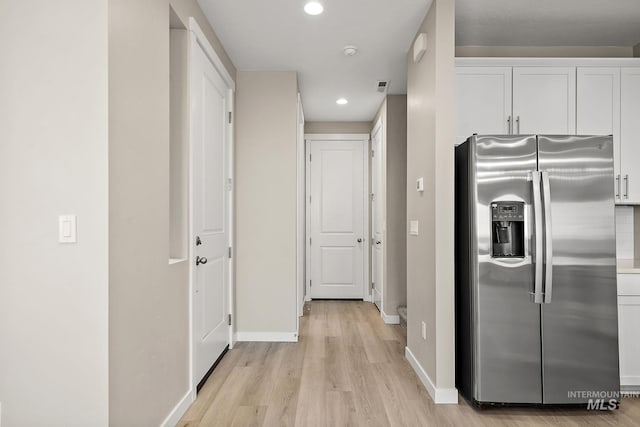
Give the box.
[473,135,543,403]
[538,135,620,404]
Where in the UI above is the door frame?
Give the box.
[370,118,384,311]
[296,94,305,325]
[188,17,235,399]
[304,133,370,301]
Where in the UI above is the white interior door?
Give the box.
[191,38,230,385]
[371,124,383,310]
[308,139,367,299]
[513,67,576,134]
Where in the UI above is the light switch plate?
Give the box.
[59,215,77,243]
[409,220,419,236]
[416,177,424,192]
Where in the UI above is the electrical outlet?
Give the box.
[421,321,427,340]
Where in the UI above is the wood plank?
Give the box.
[229,406,267,427]
[178,301,640,427]
[326,390,360,427]
[293,357,326,427]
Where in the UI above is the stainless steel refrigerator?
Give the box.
[455,134,620,406]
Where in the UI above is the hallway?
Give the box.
[178,301,640,426]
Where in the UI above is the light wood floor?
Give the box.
[178,300,640,426]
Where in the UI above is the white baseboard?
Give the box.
[381,310,400,324]
[304,296,312,302]
[159,389,194,427]
[405,346,458,404]
[621,376,640,389]
[235,331,298,342]
[363,293,372,302]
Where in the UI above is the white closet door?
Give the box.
[309,140,366,299]
[191,38,230,384]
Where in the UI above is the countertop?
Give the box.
[617,259,640,274]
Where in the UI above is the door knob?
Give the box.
[357,238,363,243]
[196,256,208,266]
[376,241,382,245]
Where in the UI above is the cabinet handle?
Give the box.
[616,175,621,199]
[507,116,512,134]
[516,116,521,134]
[625,175,629,199]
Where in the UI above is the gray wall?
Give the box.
[305,121,373,134]
[385,96,408,316]
[0,1,109,425]
[235,71,299,336]
[406,0,456,394]
[108,0,235,425]
[456,45,635,58]
[372,96,408,317]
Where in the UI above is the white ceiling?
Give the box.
[198,0,431,122]
[199,0,640,122]
[456,0,640,47]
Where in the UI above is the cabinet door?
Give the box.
[621,68,640,204]
[513,67,576,135]
[455,67,512,145]
[577,68,621,202]
[619,295,640,387]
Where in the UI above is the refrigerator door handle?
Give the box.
[507,116,512,134]
[541,171,553,304]
[531,171,544,304]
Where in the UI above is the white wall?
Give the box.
[0,1,109,426]
[617,207,635,259]
[235,71,299,338]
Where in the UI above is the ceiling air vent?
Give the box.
[377,81,389,93]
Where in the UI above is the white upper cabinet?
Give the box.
[456,59,640,205]
[455,67,512,144]
[512,67,576,135]
[621,68,640,204]
[577,67,621,201]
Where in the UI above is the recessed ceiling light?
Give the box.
[336,98,348,105]
[304,1,324,15]
[343,46,358,57]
